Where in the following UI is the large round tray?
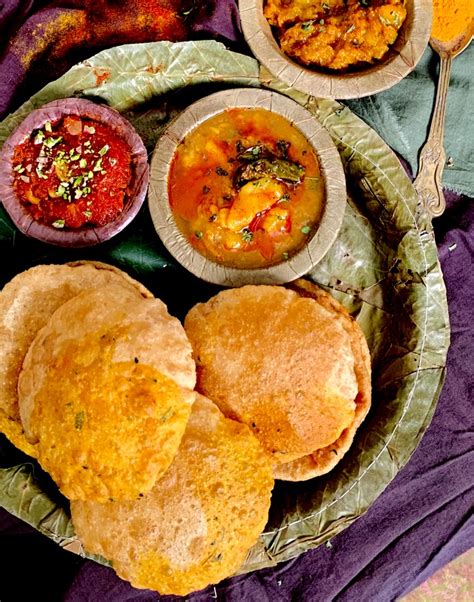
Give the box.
[0,41,450,577]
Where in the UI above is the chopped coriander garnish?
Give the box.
[74,410,85,430]
[52,219,65,229]
[301,225,311,235]
[242,229,253,243]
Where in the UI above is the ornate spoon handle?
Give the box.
[413,54,452,218]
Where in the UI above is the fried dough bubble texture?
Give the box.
[0,261,152,457]
[71,395,274,596]
[274,279,372,481]
[184,282,371,475]
[17,283,196,502]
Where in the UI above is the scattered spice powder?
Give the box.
[431,0,473,42]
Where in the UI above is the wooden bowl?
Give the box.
[0,98,149,247]
[148,88,346,287]
[239,0,432,99]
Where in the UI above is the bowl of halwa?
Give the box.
[148,88,346,286]
[239,0,432,99]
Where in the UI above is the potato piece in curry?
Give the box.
[265,0,407,70]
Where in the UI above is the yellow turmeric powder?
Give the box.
[431,0,474,42]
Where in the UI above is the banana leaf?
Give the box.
[0,41,450,574]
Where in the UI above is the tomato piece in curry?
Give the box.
[168,108,325,269]
[12,116,132,229]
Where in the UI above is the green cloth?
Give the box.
[346,44,474,196]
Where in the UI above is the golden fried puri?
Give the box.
[71,395,274,596]
[184,284,363,466]
[273,279,371,480]
[0,261,152,456]
[17,284,196,501]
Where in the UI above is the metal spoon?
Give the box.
[413,24,473,218]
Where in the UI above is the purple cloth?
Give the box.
[0,2,473,601]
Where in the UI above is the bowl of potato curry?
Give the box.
[148,88,346,286]
[240,0,432,99]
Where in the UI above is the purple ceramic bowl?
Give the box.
[0,98,149,247]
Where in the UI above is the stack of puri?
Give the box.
[184,280,372,481]
[0,262,274,595]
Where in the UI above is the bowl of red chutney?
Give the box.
[0,98,149,247]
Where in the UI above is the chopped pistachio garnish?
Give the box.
[88,171,94,179]
[52,219,65,228]
[57,184,66,196]
[43,136,62,149]
[83,210,92,218]
[98,144,109,156]
[13,164,25,173]
[301,225,311,235]
[35,167,48,179]
[93,158,103,172]
[73,175,83,187]
[44,121,52,133]
[195,231,203,239]
[79,158,87,168]
[34,130,45,144]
